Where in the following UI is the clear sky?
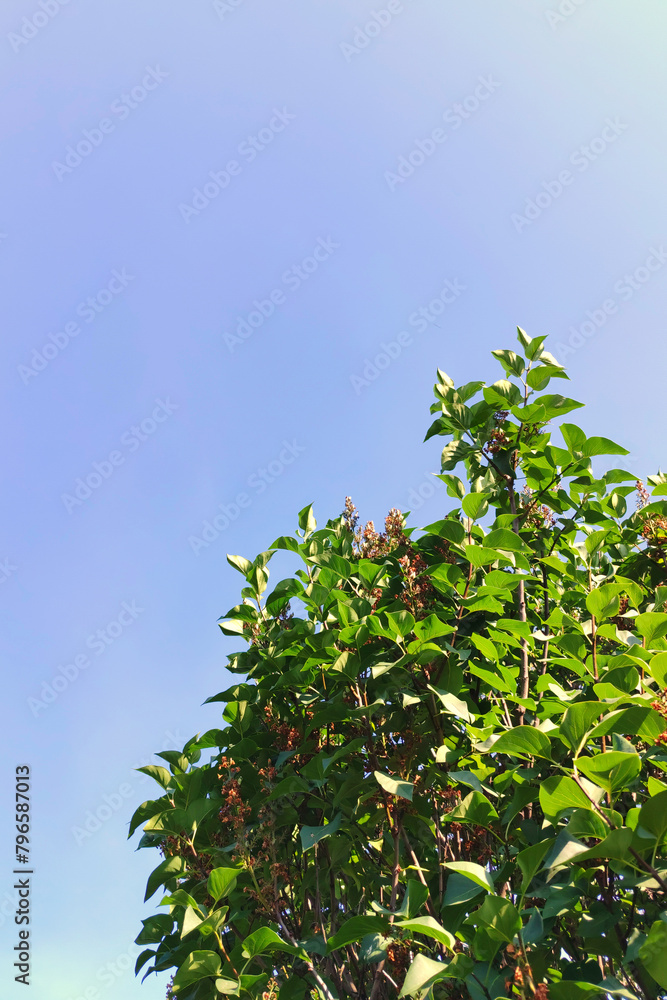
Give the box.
[2,1,667,997]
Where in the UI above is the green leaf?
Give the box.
[429,687,475,723]
[494,618,532,638]
[226,554,252,576]
[424,415,448,441]
[636,612,667,646]
[442,401,473,431]
[468,664,514,695]
[577,751,641,794]
[443,872,486,907]
[527,365,562,390]
[544,831,589,872]
[374,772,414,801]
[532,393,584,419]
[326,915,388,953]
[136,765,174,790]
[571,827,633,862]
[599,663,639,692]
[443,861,494,892]
[539,776,592,821]
[162,888,201,911]
[560,702,607,755]
[265,577,303,614]
[448,771,494,796]
[441,440,473,471]
[516,327,536,354]
[218,618,248,637]
[241,927,299,959]
[484,528,529,552]
[207,868,240,904]
[475,895,522,942]
[414,615,455,642]
[249,564,269,596]
[436,368,455,388]
[523,910,544,945]
[462,493,489,520]
[516,839,554,893]
[590,707,666,743]
[457,380,486,403]
[297,503,316,537]
[370,879,430,920]
[182,904,207,939]
[269,534,300,553]
[586,586,621,621]
[548,982,606,1000]
[639,920,667,987]
[128,798,169,838]
[136,913,174,944]
[585,530,609,555]
[144,856,188,902]
[214,979,241,995]
[300,812,342,851]
[395,916,456,950]
[197,907,230,938]
[483,380,523,408]
[469,634,499,661]
[581,437,630,457]
[385,610,416,638]
[464,544,509,568]
[401,879,430,919]
[567,808,608,842]
[400,953,449,996]
[490,727,552,760]
[437,474,466,499]
[425,518,466,544]
[445,791,499,827]
[492,349,525,377]
[649,651,667,687]
[636,789,667,844]
[172,950,222,991]
[519,329,549,360]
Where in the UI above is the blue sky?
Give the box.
[2,1,667,996]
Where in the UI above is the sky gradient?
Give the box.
[2,2,667,997]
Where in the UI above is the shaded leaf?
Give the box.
[300,812,342,852]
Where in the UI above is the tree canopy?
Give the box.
[131,330,667,1000]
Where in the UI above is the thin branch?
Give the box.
[571,771,667,893]
[508,485,530,723]
[370,829,401,1000]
